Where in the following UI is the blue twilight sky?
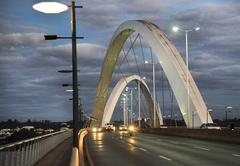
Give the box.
[0,0,240,121]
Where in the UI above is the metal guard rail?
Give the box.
[0,129,72,166]
[70,128,89,166]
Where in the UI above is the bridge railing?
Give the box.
[0,129,72,166]
[70,128,89,166]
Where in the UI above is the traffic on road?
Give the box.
[87,128,240,166]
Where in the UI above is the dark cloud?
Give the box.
[78,0,190,29]
[0,33,45,51]
[1,0,240,121]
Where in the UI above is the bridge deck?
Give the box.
[34,137,72,166]
[86,132,240,166]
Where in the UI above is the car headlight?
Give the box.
[119,127,123,130]
[129,126,135,132]
[98,128,102,132]
[92,128,97,132]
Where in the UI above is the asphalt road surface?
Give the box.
[86,132,240,166]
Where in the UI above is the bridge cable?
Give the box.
[129,35,142,77]
[139,35,147,73]
[114,34,141,85]
[112,34,150,123]
[118,34,140,69]
[115,34,141,89]
[130,34,150,119]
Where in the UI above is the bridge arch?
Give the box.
[101,75,163,127]
[91,20,213,127]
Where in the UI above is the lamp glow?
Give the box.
[33,2,68,14]
[92,128,97,132]
[195,27,200,31]
[207,109,213,112]
[172,26,179,32]
[129,125,135,131]
[226,106,232,109]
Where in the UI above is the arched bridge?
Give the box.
[91,20,213,128]
[102,75,163,127]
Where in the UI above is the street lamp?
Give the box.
[33,1,83,147]
[62,83,80,87]
[145,60,157,128]
[33,2,68,14]
[126,87,137,125]
[136,77,146,128]
[121,93,128,126]
[58,70,80,73]
[225,106,232,121]
[172,25,200,128]
[207,109,213,123]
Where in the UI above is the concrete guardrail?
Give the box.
[70,128,90,166]
[143,128,240,144]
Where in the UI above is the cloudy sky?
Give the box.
[0,0,240,121]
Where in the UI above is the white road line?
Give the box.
[139,148,147,151]
[232,154,240,157]
[159,155,172,161]
[194,146,210,151]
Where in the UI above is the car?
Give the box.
[45,129,54,134]
[119,125,127,131]
[118,125,135,136]
[35,128,44,135]
[60,123,70,131]
[105,123,115,132]
[22,126,35,131]
[128,125,135,136]
[200,123,221,130]
[91,127,103,133]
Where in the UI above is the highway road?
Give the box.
[86,132,240,166]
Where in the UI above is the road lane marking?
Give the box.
[159,155,172,161]
[139,148,147,152]
[193,146,210,151]
[232,154,240,157]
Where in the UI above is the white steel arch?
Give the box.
[101,75,163,127]
[91,20,212,128]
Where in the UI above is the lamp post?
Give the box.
[126,87,136,125]
[122,94,127,126]
[130,89,133,124]
[172,26,200,128]
[225,106,232,121]
[138,80,141,128]
[207,109,213,123]
[137,77,146,128]
[145,60,157,128]
[33,1,83,147]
